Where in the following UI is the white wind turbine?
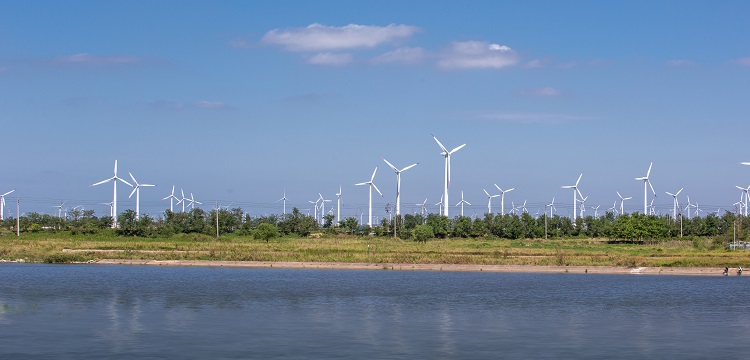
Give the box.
[493,185,515,216]
[162,185,179,212]
[665,188,683,220]
[561,174,583,221]
[432,134,466,218]
[435,195,444,216]
[91,160,132,228]
[592,205,600,218]
[635,161,656,214]
[483,189,500,214]
[684,195,693,219]
[276,190,289,215]
[0,189,14,220]
[608,201,618,215]
[547,197,556,217]
[735,185,749,216]
[336,186,342,226]
[382,157,418,216]
[128,172,155,220]
[188,193,202,210]
[455,190,471,217]
[53,201,66,219]
[416,198,428,217]
[308,197,320,223]
[318,193,332,225]
[354,167,382,227]
[577,195,588,218]
[617,191,631,215]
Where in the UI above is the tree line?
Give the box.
[1,207,747,243]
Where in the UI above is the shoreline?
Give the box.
[91,259,730,276]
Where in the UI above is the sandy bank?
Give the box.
[92,259,730,276]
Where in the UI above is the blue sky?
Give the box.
[1,1,749,220]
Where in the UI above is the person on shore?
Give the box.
[738,266,743,276]
[723,266,729,276]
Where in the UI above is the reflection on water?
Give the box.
[1,264,749,359]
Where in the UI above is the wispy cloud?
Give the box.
[261,23,419,52]
[52,53,141,66]
[437,41,519,69]
[478,112,594,124]
[730,57,750,66]
[517,87,563,97]
[306,53,353,66]
[149,100,230,110]
[371,47,425,65]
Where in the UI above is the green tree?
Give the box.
[412,224,434,242]
[254,223,280,242]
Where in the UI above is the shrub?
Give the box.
[412,225,434,242]
[254,223,280,242]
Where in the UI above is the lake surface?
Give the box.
[1,264,749,359]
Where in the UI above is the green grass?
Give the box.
[0,231,747,267]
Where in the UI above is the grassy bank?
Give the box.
[0,231,748,268]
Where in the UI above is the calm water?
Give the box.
[1,264,749,359]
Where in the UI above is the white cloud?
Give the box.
[371,47,425,64]
[306,53,353,66]
[262,23,419,52]
[478,112,593,124]
[53,53,140,66]
[731,57,750,66]
[437,41,519,69]
[518,87,563,97]
[524,59,544,68]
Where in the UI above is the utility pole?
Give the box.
[215,201,219,238]
[16,198,20,237]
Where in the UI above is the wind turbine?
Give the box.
[577,195,588,218]
[617,191,631,215]
[608,201,618,215]
[336,186,342,226]
[483,189,500,214]
[635,161,656,214]
[684,195,693,219]
[455,190,471,217]
[354,167,382,227]
[188,193,202,210]
[592,205,601,218]
[493,185,515,216]
[276,190,289,215]
[547,197,556,217]
[128,172,155,220]
[318,193,332,225]
[435,195,444,216]
[0,190,14,220]
[162,185,179,212]
[561,174,583,221]
[432,134,466,218]
[91,160,132,228]
[308,197,320,222]
[665,188,683,220]
[416,198,428,217]
[382,157,418,216]
[735,185,749,217]
[53,201,66,219]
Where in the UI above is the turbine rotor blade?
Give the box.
[372,183,383,196]
[450,143,466,154]
[382,158,398,172]
[401,163,418,172]
[432,134,449,153]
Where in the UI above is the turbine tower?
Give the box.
[432,134,466,218]
[128,172,155,220]
[561,174,583,221]
[493,185,515,216]
[635,161,656,214]
[382,157,418,216]
[91,160,132,228]
[455,190,471,217]
[354,167,382,227]
[162,185,179,212]
[0,190,15,220]
[483,189,500,214]
[336,186,342,226]
[276,190,289,215]
[416,198,428,217]
[617,191,632,215]
[735,185,749,217]
[665,188,683,220]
